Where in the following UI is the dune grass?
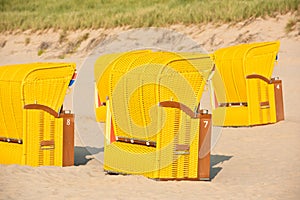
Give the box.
[0,0,299,31]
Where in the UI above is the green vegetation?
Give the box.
[285,5,300,33]
[285,18,297,32]
[37,49,44,56]
[0,0,299,31]
[59,30,68,44]
[57,32,89,58]
[37,41,50,56]
[64,33,89,54]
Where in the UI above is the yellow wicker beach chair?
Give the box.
[212,41,284,126]
[102,50,214,180]
[0,62,76,166]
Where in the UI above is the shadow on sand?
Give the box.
[74,147,232,180]
[74,146,103,166]
[210,154,232,180]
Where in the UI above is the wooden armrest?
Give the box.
[24,104,59,118]
[0,136,22,144]
[115,136,156,147]
[246,74,271,84]
[159,101,197,118]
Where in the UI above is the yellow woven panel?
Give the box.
[95,52,126,105]
[0,142,23,164]
[156,108,200,179]
[0,80,23,139]
[95,106,107,122]
[23,109,63,166]
[268,84,277,123]
[23,67,74,112]
[213,106,249,127]
[245,42,280,77]
[104,142,157,174]
[94,51,151,122]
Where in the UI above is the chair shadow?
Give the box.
[74,146,104,166]
[210,154,232,180]
[74,147,231,178]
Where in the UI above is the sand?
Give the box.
[0,12,300,200]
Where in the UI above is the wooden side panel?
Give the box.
[60,113,74,166]
[198,113,211,180]
[272,79,284,122]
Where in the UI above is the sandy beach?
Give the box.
[0,12,300,200]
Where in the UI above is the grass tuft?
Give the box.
[59,30,68,44]
[285,18,297,33]
[64,33,89,54]
[37,41,50,56]
[285,5,300,33]
[37,49,44,56]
